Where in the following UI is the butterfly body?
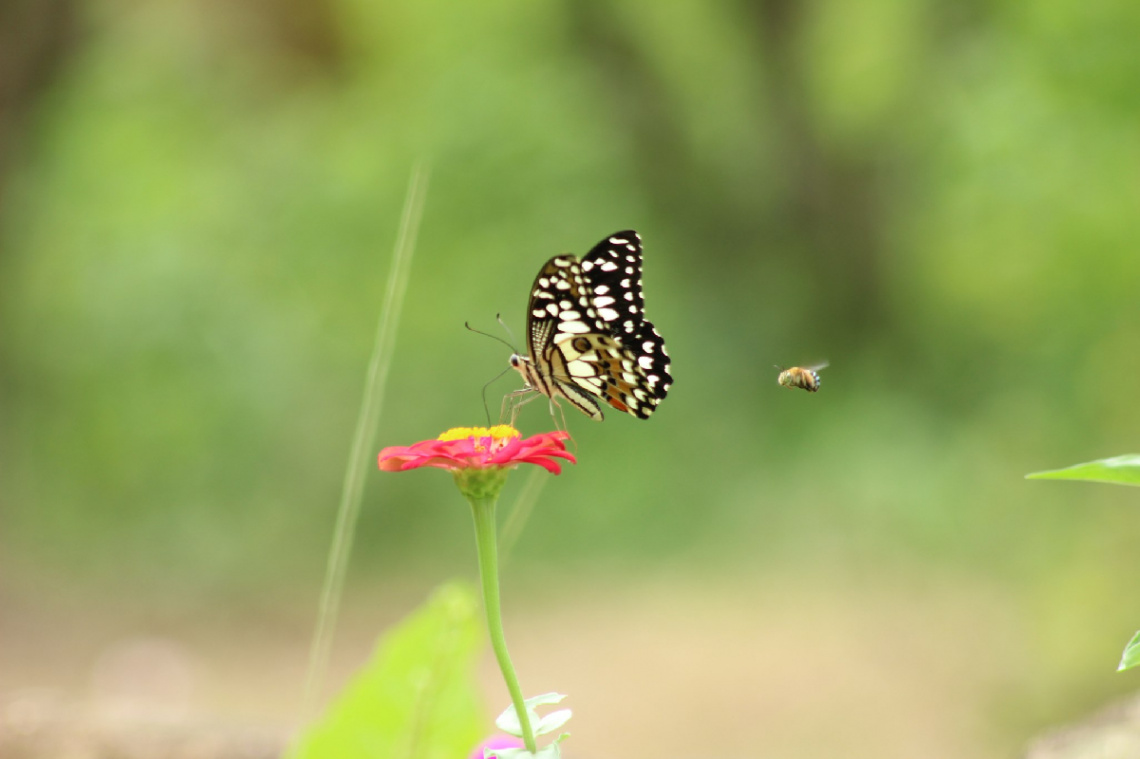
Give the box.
[776,362,828,393]
[508,232,672,421]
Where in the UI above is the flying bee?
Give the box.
[776,362,828,393]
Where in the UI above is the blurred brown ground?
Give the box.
[1,572,1033,759]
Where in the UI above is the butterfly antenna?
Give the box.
[496,313,520,351]
[465,321,518,352]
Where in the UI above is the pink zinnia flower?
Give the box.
[378,426,575,474]
[378,426,571,750]
[378,425,576,500]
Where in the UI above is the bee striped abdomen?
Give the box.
[777,363,827,393]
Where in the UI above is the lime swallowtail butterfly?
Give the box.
[508,231,672,421]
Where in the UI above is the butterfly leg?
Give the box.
[539,397,577,451]
[499,392,514,425]
[501,388,538,426]
[546,397,571,436]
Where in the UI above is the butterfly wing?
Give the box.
[625,321,672,412]
[520,232,673,420]
[579,231,673,411]
[553,331,664,419]
[579,230,645,337]
[523,254,605,420]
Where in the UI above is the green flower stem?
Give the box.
[469,494,537,754]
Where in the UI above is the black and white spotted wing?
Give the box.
[580,231,645,337]
[580,231,672,399]
[508,231,673,421]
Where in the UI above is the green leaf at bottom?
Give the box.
[290,582,484,759]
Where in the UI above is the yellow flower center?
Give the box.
[438,425,520,443]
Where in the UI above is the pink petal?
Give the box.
[379,430,576,475]
[487,436,525,464]
[469,734,525,759]
[519,454,565,474]
[379,439,471,472]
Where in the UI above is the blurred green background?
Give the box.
[3,0,1140,756]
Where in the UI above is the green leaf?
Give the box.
[290,582,484,759]
[1026,455,1140,486]
[1119,631,1140,672]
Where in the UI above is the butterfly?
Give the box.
[776,362,829,392]
[507,231,672,421]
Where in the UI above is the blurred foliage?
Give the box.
[3,0,1140,581]
[291,582,484,759]
[2,0,1140,743]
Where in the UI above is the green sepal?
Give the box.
[454,466,512,501]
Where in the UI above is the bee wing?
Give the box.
[804,361,829,372]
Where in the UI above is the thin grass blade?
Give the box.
[301,162,431,721]
[1026,455,1140,487]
